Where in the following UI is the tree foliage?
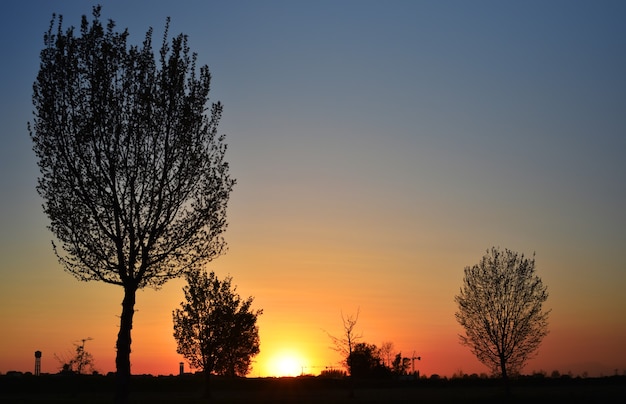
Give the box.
[348,342,389,378]
[455,247,550,383]
[29,6,234,402]
[173,269,261,396]
[391,353,411,376]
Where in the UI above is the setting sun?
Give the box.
[269,352,306,377]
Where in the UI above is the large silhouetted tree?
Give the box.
[29,6,234,403]
[173,269,261,397]
[455,247,550,394]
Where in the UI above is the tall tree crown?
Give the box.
[30,5,234,289]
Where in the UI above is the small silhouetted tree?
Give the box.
[29,6,234,403]
[173,269,261,398]
[391,353,411,376]
[327,309,362,373]
[348,343,389,378]
[326,309,362,397]
[55,338,96,375]
[379,341,394,368]
[455,247,550,394]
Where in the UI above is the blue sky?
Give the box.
[1,0,625,377]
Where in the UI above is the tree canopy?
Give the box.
[348,343,389,379]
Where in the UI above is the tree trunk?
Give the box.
[115,285,137,404]
[500,357,511,397]
[203,370,211,399]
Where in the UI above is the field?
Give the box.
[1,373,624,403]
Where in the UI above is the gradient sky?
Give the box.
[1,0,625,378]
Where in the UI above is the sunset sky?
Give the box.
[1,0,625,378]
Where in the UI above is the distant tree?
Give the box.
[326,309,363,397]
[327,309,362,374]
[391,353,411,376]
[54,338,96,375]
[348,343,389,378]
[173,269,261,398]
[29,6,234,403]
[455,247,550,394]
[319,368,347,379]
[379,341,394,368]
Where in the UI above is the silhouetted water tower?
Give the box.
[179,362,184,376]
[34,351,42,376]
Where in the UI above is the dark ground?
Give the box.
[1,373,624,403]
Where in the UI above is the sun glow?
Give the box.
[270,352,305,377]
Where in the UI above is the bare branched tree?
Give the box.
[455,247,550,394]
[54,338,96,375]
[379,341,395,368]
[326,309,363,397]
[29,6,234,402]
[327,309,362,374]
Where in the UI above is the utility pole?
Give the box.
[410,351,421,375]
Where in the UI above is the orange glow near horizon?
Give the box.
[267,351,307,377]
[2,253,626,380]
[2,247,625,380]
